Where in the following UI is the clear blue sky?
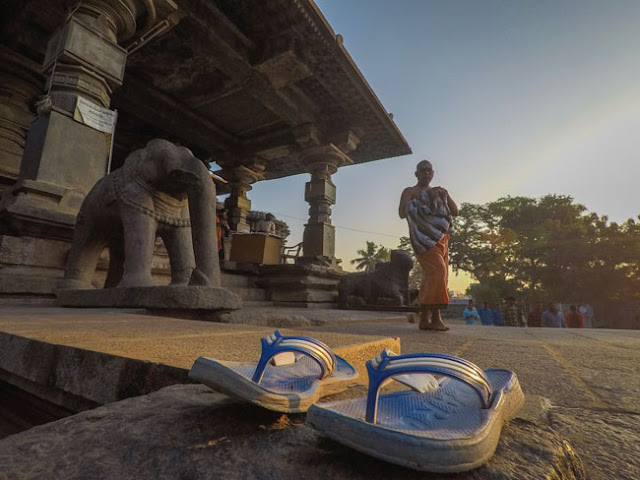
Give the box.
[245,0,640,290]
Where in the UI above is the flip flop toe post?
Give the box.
[306,350,524,473]
[189,330,357,413]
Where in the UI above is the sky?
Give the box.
[242,0,640,293]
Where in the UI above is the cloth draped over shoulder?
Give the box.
[406,190,453,255]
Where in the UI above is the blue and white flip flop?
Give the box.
[189,330,358,413]
[306,350,524,473]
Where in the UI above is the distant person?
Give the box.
[527,302,544,328]
[502,296,521,327]
[399,159,458,331]
[492,304,502,326]
[565,305,584,328]
[217,209,230,261]
[478,301,494,326]
[462,300,481,325]
[541,303,566,328]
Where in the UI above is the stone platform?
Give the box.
[0,306,401,412]
[55,285,242,310]
[0,305,639,479]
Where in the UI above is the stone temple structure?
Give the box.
[0,0,411,305]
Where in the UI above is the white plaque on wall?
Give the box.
[73,96,117,134]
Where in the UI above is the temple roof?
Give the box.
[5,0,411,183]
[117,0,411,181]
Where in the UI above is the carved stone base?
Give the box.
[257,263,342,307]
[56,286,242,310]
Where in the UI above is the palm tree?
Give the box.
[351,241,390,271]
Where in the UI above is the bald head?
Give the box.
[415,160,434,185]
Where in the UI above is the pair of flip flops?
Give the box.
[188,330,524,473]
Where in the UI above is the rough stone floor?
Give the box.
[0,305,638,479]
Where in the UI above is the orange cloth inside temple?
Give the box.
[416,234,450,307]
[216,215,222,251]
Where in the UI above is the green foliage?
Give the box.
[350,241,391,271]
[449,195,640,304]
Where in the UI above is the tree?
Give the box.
[449,195,640,305]
[350,241,390,271]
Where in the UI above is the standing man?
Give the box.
[541,303,566,328]
[478,301,494,326]
[502,296,521,327]
[462,299,481,325]
[492,303,503,326]
[565,305,584,328]
[399,159,458,331]
[527,302,544,327]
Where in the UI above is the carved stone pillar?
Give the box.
[0,47,44,194]
[0,1,177,295]
[301,144,352,265]
[15,1,138,203]
[1,1,178,237]
[224,164,264,233]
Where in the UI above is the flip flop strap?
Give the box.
[251,330,337,384]
[365,350,493,423]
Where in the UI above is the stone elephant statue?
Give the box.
[61,138,220,289]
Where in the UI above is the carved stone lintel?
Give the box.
[255,48,312,89]
[302,143,351,173]
[293,124,322,150]
[332,130,360,155]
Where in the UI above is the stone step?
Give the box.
[0,315,400,409]
[220,272,257,288]
[0,384,586,479]
[242,300,276,308]
[225,286,268,302]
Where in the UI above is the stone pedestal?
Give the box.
[258,263,343,307]
[56,285,242,310]
[0,234,175,295]
[302,222,335,259]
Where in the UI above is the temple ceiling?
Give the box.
[3,0,411,183]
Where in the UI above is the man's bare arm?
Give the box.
[447,193,459,217]
[398,187,414,219]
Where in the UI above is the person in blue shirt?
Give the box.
[492,304,502,326]
[477,301,494,326]
[462,300,481,325]
[541,303,566,328]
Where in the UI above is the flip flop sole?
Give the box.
[190,355,357,413]
[307,369,524,473]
